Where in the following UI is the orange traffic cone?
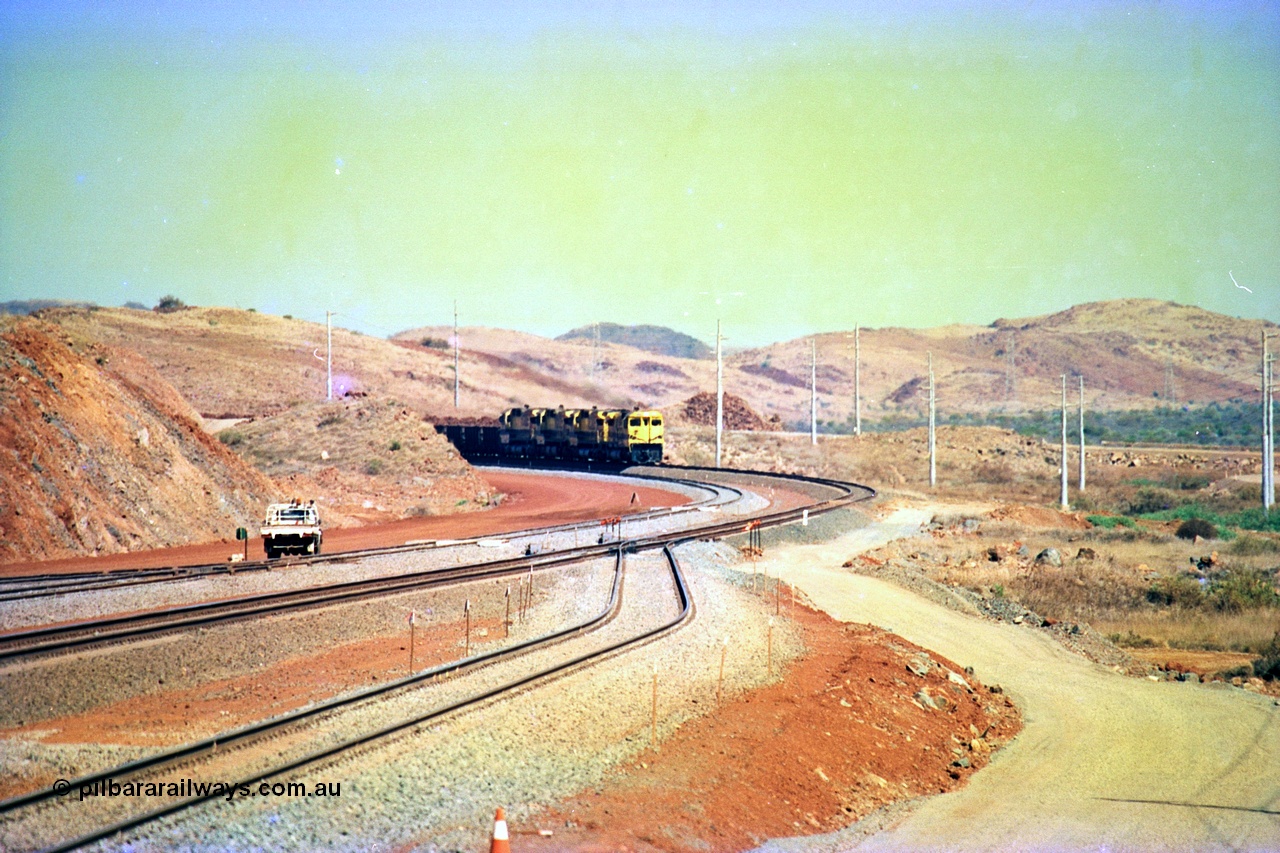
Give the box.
[490,806,510,853]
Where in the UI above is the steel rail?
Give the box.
[0,469,861,661]
[0,472,729,601]
[3,465,871,852]
[0,547,626,833]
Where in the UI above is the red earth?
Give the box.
[0,471,691,578]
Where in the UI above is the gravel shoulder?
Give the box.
[757,508,1280,853]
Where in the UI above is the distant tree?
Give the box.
[154,295,187,313]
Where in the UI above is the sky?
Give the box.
[1,1,1277,345]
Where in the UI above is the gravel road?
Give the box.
[755,508,1280,853]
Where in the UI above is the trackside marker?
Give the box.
[490,806,510,853]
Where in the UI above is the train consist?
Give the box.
[437,406,664,464]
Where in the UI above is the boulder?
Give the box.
[1035,547,1062,567]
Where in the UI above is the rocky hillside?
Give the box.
[556,323,713,360]
[0,316,279,564]
[39,299,1276,436]
[219,398,494,525]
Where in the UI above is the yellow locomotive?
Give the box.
[439,406,664,464]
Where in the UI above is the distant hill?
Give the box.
[556,323,713,360]
[0,299,96,315]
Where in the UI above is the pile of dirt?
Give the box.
[219,398,493,524]
[680,391,781,431]
[0,316,279,564]
[520,605,1019,851]
[988,505,1092,530]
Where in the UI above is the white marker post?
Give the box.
[717,635,729,706]
[504,585,511,637]
[464,599,471,657]
[767,617,774,676]
[408,610,416,675]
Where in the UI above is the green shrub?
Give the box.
[1146,575,1206,608]
[1208,570,1280,613]
[154,294,186,313]
[217,429,244,447]
[1128,487,1182,515]
[1254,631,1280,680]
[1088,515,1136,530]
[389,440,402,451]
[364,458,383,476]
[1227,535,1280,556]
[1176,517,1218,541]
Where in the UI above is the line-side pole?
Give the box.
[1060,374,1069,509]
[927,352,936,488]
[326,310,333,401]
[854,324,861,436]
[810,337,818,446]
[453,301,460,408]
[1078,375,1086,492]
[715,319,723,468]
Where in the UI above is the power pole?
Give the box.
[1060,374,1069,509]
[1078,374,1086,492]
[715,319,723,469]
[928,352,936,488]
[326,310,333,401]
[453,301,460,408]
[1005,332,1017,401]
[1265,330,1276,512]
[854,324,861,436]
[810,337,818,446]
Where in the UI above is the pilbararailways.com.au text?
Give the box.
[54,778,341,802]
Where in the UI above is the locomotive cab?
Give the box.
[625,410,664,464]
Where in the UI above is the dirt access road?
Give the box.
[756,508,1280,853]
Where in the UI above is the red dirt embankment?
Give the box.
[0,316,279,565]
[518,603,1020,851]
[0,471,690,577]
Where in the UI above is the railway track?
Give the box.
[0,467,873,852]
[0,471,731,602]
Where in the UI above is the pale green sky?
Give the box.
[1,2,1277,345]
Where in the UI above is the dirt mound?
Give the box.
[220,398,492,523]
[522,608,1019,850]
[0,316,279,564]
[989,504,1091,530]
[680,391,781,431]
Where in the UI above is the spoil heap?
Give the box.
[681,391,781,431]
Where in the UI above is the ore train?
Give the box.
[437,406,664,465]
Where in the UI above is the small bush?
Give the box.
[1176,517,1218,541]
[154,294,187,313]
[364,458,383,476]
[1128,487,1182,515]
[389,440,402,451]
[1146,575,1206,608]
[420,337,449,350]
[1227,535,1280,556]
[1208,570,1280,613]
[1254,631,1280,680]
[217,429,244,447]
[316,412,343,428]
[1088,515,1137,530]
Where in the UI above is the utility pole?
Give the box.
[1265,330,1275,512]
[715,319,723,469]
[854,324,861,436]
[1078,374,1086,492]
[1005,332,1017,400]
[453,301,460,408]
[927,352,936,488]
[810,337,818,446]
[326,310,333,401]
[1060,374,1069,509]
